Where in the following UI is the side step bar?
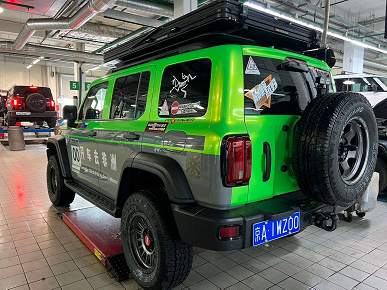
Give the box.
[64,180,120,217]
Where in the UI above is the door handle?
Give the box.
[263,142,271,182]
[123,132,140,141]
[88,130,97,137]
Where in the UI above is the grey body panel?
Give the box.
[142,132,232,209]
[96,130,143,200]
[65,129,101,191]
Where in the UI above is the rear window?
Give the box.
[244,56,332,115]
[158,59,211,118]
[13,86,53,98]
[335,77,384,92]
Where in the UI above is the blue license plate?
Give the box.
[253,212,300,247]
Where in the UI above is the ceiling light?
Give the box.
[26,64,33,69]
[244,1,387,55]
[32,58,40,64]
[343,80,355,85]
[0,8,4,13]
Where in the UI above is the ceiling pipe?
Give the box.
[104,9,164,27]
[0,41,103,64]
[115,0,174,17]
[13,0,117,50]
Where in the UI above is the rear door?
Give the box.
[97,69,153,200]
[243,54,330,203]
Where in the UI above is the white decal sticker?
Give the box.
[94,149,99,165]
[110,154,117,171]
[70,139,81,173]
[245,56,260,75]
[170,73,196,98]
[160,100,169,116]
[245,75,278,110]
[171,101,201,115]
[80,146,85,160]
[101,152,108,167]
[86,148,92,162]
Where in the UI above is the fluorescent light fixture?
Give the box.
[244,1,387,55]
[0,7,4,13]
[26,64,33,69]
[32,58,40,64]
[343,80,355,85]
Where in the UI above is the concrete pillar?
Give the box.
[73,43,85,106]
[174,0,197,18]
[343,41,364,74]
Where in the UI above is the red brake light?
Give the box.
[50,100,55,108]
[225,137,252,185]
[12,98,19,107]
[29,86,38,89]
[219,226,240,239]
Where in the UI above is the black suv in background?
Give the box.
[3,85,57,127]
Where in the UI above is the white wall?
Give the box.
[0,62,45,92]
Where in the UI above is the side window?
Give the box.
[110,71,150,119]
[158,59,211,118]
[79,82,108,120]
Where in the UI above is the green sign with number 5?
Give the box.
[70,81,79,90]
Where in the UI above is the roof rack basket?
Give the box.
[104,0,323,70]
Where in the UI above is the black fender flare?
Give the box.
[46,135,72,178]
[128,152,195,203]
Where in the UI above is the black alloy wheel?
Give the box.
[130,214,158,271]
[338,116,369,185]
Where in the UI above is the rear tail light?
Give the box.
[222,136,252,186]
[12,98,19,107]
[50,100,55,108]
[218,225,241,240]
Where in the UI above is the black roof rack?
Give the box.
[104,0,323,70]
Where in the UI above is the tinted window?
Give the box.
[110,71,150,119]
[244,56,332,115]
[335,77,383,92]
[13,86,53,98]
[79,82,108,120]
[159,59,211,118]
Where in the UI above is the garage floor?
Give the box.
[1,144,387,290]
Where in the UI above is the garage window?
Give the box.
[158,59,211,118]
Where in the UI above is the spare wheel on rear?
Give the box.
[292,92,378,207]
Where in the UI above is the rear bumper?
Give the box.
[7,111,57,120]
[172,191,342,251]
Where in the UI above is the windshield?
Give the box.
[244,55,333,115]
[377,77,387,88]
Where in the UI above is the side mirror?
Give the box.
[63,105,77,127]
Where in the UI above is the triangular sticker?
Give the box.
[159,100,169,116]
[245,56,260,75]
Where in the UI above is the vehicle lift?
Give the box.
[61,207,130,282]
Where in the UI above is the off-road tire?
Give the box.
[47,155,75,206]
[121,190,192,290]
[26,93,46,113]
[47,118,56,128]
[375,157,387,195]
[293,93,378,207]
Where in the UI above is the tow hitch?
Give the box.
[313,212,338,232]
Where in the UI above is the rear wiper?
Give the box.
[279,60,309,73]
